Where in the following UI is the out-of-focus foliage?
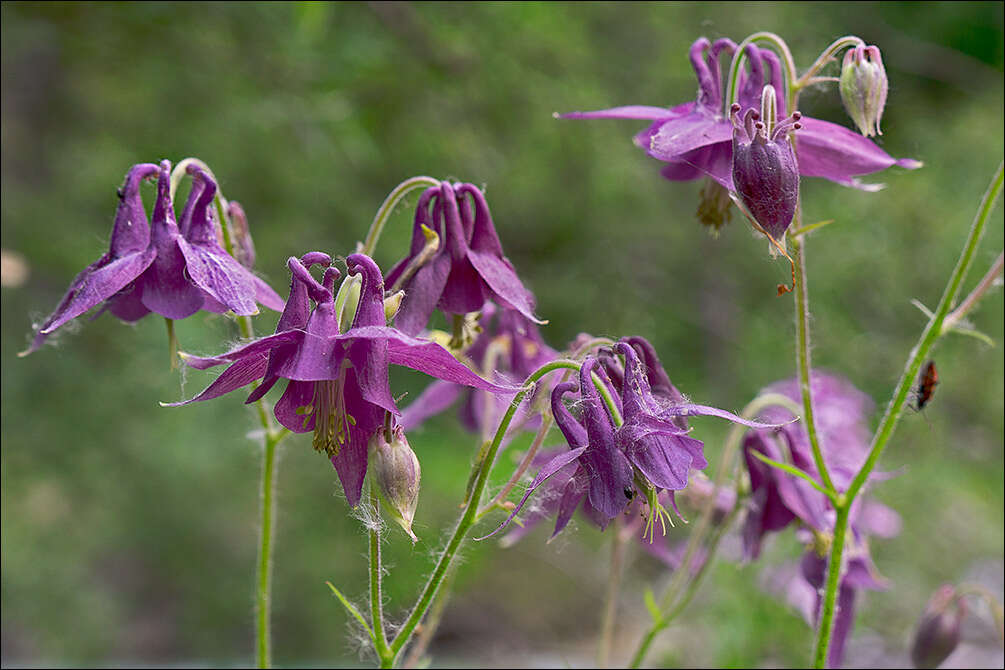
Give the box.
[2,2,1002,666]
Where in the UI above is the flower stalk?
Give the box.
[362,176,441,256]
[813,162,1003,668]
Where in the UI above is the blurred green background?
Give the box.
[2,2,1002,667]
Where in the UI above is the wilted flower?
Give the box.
[730,87,802,240]
[385,182,542,337]
[22,160,284,355]
[170,253,517,506]
[559,36,920,199]
[840,45,888,138]
[910,585,966,669]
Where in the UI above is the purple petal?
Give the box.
[108,163,160,255]
[666,403,791,430]
[345,325,521,394]
[467,250,542,324]
[332,372,385,507]
[552,471,590,538]
[273,380,317,433]
[476,447,588,540]
[37,248,156,336]
[348,339,397,415]
[558,105,677,120]
[647,112,733,161]
[178,330,302,370]
[177,238,259,316]
[797,117,922,188]
[394,253,451,336]
[138,241,205,319]
[400,380,462,431]
[254,276,286,312]
[105,282,151,323]
[163,352,269,406]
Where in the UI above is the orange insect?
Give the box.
[914,360,938,411]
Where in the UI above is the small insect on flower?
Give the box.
[914,360,939,411]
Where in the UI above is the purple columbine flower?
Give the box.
[481,338,782,540]
[385,181,542,337]
[742,372,901,668]
[558,37,921,200]
[170,252,518,506]
[22,160,284,355]
[400,302,558,435]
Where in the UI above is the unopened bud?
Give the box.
[840,45,888,137]
[226,201,257,269]
[911,584,965,668]
[370,426,421,542]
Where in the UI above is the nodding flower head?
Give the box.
[169,252,519,507]
[385,181,542,337]
[840,44,888,138]
[730,86,802,240]
[911,585,966,669]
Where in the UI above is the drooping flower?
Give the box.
[742,372,901,668]
[22,160,284,355]
[481,338,783,540]
[400,302,557,435]
[730,89,802,239]
[558,37,921,198]
[385,181,542,337]
[170,252,518,506]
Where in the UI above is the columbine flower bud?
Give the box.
[226,201,257,269]
[840,45,888,137]
[370,425,421,542]
[730,85,802,241]
[910,585,965,668]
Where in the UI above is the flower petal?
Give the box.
[558,105,679,120]
[163,352,269,406]
[797,117,922,188]
[344,325,521,393]
[476,446,588,540]
[177,237,259,316]
[178,330,302,370]
[273,380,317,434]
[400,379,462,431]
[647,112,733,162]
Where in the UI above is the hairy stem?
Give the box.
[387,360,583,665]
[370,485,393,666]
[598,520,629,668]
[791,234,836,493]
[813,163,1003,667]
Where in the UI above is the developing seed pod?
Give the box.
[369,425,421,542]
[911,584,965,668]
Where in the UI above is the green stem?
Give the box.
[598,519,629,668]
[256,430,280,668]
[165,318,178,369]
[370,485,392,666]
[387,360,582,664]
[362,177,441,256]
[791,234,836,493]
[942,251,1003,334]
[813,163,1003,668]
[795,36,865,91]
[725,32,798,116]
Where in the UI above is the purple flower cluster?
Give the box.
[171,252,519,506]
[22,161,284,355]
[743,372,901,668]
[483,338,782,541]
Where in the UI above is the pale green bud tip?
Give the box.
[840,44,888,137]
[910,584,965,668]
[370,426,421,542]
